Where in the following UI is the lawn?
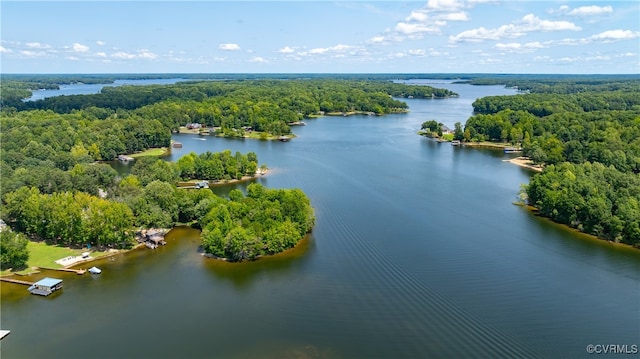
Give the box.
[1,241,111,275]
[129,147,168,158]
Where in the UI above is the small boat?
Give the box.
[451,140,461,146]
[88,267,102,274]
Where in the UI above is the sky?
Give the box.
[1,0,638,74]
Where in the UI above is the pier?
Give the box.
[36,266,86,275]
[0,277,34,286]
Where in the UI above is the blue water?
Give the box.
[2,81,639,359]
[24,78,186,101]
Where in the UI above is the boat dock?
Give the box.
[0,277,34,286]
[36,266,86,275]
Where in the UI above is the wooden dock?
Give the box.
[0,277,34,286]
[36,267,86,275]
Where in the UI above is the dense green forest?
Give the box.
[201,184,315,261]
[460,79,640,247]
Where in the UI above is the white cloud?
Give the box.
[368,36,386,44]
[0,45,11,53]
[406,10,428,22]
[436,12,469,21]
[96,41,106,46]
[111,50,158,60]
[306,44,354,55]
[72,43,89,52]
[590,30,639,42]
[426,0,464,11]
[408,49,426,56]
[26,42,51,49]
[250,56,267,63]
[495,41,546,53]
[277,46,295,54]
[112,51,136,59]
[450,14,580,43]
[219,43,240,51]
[20,50,46,57]
[138,50,158,59]
[96,52,107,58]
[395,22,440,35]
[568,5,613,16]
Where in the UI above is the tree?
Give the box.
[453,122,464,141]
[0,230,29,270]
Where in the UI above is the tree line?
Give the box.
[457,80,640,247]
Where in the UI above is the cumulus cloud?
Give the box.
[395,22,441,35]
[590,30,639,41]
[495,41,546,52]
[426,0,464,11]
[277,46,295,54]
[219,43,240,51]
[306,44,354,55]
[72,43,89,52]
[111,49,158,60]
[406,10,428,22]
[449,14,580,43]
[20,50,47,57]
[249,56,267,63]
[96,41,106,46]
[26,42,51,49]
[0,45,11,53]
[569,5,613,16]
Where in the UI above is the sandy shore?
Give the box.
[504,157,543,172]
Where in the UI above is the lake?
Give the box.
[2,81,639,358]
[24,78,186,101]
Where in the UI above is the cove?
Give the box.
[2,81,639,358]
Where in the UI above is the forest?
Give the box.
[459,79,640,246]
[5,77,459,266]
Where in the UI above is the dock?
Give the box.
[36,266,86,275]
[0,277,34,286]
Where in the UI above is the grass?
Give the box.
[1,241,114,275]
[129,147,168,158]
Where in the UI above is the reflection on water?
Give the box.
[3,81,639,358]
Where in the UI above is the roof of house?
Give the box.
[34,277,63,287]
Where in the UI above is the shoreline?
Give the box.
[516,203,640,251]
[502,156,543,172]
[177,170,268,188]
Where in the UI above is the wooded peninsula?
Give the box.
[0,77,455,267]
[1,74,638,271]
[451,78,640,247]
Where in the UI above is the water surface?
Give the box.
[2,81,638,358]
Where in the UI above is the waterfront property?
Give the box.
[117,154,135,163]
[27,277,63,296]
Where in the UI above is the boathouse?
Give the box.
[28,277,63,296]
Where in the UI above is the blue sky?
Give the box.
[1,1,638,74]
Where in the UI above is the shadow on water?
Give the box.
[202,234,316,289]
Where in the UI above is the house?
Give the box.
[28,277,63,296]
[0,219,7,232]
[440,125,453,135]
[186,123,202,129]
